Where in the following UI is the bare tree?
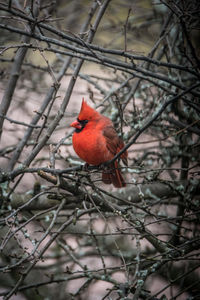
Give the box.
[0,0,200,299]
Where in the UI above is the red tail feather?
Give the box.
[102,162,126,188]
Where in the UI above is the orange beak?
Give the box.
[70,120,82,130]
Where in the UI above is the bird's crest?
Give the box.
[78,98,100,121]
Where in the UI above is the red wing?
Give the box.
[103,125,128,165]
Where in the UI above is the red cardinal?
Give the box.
[70,98,128,187]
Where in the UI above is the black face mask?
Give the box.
[75,118,88,133]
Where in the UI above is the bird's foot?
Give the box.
[99,162,109,171]
[82,162,90,171]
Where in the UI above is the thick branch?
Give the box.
[5,179,199,211]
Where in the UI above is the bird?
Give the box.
[70,98,128,188]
